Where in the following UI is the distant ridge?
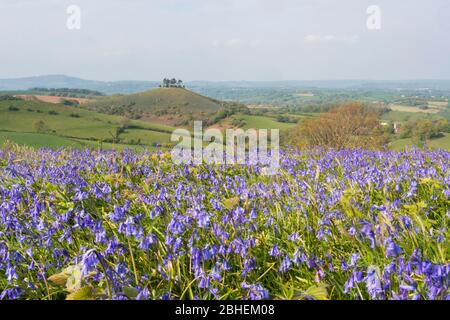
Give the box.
[0,75,159,94]
[1,75,450,94]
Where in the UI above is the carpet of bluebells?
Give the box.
[0,145,449,300]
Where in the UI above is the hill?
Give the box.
[0,75,159,94]
[0,97,177,150]
[84,87,237,126]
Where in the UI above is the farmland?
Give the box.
[0,93,295,150]
[0,98,176,149]
[390,133,450,151]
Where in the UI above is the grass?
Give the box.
[0,131,86,148]
[120,129,173,147]
[381,111,445,122]
[0,99,298,150]
[390,133,450,151]
[86,87,224,114]
[0,100,176,149]
[388,104,440,114]
[227,114,296,131]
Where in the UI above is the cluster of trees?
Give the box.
[95,102,143,120]
[30,88,104,98]
[276,115,299,124]
[160,78,184,88]
[212,105,250,124]
[399,119,449,146]
[286,102,387,150]
[0,95,20,101]
[394,98,430,109]
[61,99,80,106]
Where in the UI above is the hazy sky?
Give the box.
[0,0,449,81]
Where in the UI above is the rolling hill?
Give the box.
[84,87,237,126]
[0,97,177,150]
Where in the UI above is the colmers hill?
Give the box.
[84,87,243,127]
[0,87,254,150]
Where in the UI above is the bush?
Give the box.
[62,99,79,106]
[287,102,386,150]
[32,120,48,133]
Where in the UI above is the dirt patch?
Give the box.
[16,95,92,105]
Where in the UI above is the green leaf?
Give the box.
[123,286,139,298]
[223,196,239,210]
[66,286,94,300]
[303,284,329,300]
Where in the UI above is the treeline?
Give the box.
[0,95,21,101]
[29,87,104,97]
[285,103,392,115]
[212,104,250,123]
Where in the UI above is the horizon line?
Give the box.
[1,74,450,83]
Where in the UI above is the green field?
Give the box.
[0,131,163,151]
[0,98,297,150]
[390,133,450,151]
[1,94,449,151]
[381,110,446,122]
[0,131,86,148]
[0,99,176,149]
[227,114,296,131]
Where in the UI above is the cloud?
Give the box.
[304,34,359,44]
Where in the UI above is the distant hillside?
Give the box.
[3,75,450,96]
[84,87,240,126]
[0,75,159,94]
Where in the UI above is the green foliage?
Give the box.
[399,119,448,143]
[32,120,48,133]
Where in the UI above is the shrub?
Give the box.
[32,120,48,133]
[287,102,386,150]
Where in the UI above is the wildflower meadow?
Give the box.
[0,145,448,300]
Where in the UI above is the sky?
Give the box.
[0,0,449,81]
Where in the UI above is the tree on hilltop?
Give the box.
[161,78,184,88]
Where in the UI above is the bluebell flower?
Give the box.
[269,244,281,257]
[137,287,150,300]
[385,238,402,258]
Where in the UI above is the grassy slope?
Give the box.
[225,114,296,131]
[0,131,86,148]
[86,88,224,113]
[0,100,176,149]
[2,97,449,151]
[390,133,450,151]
